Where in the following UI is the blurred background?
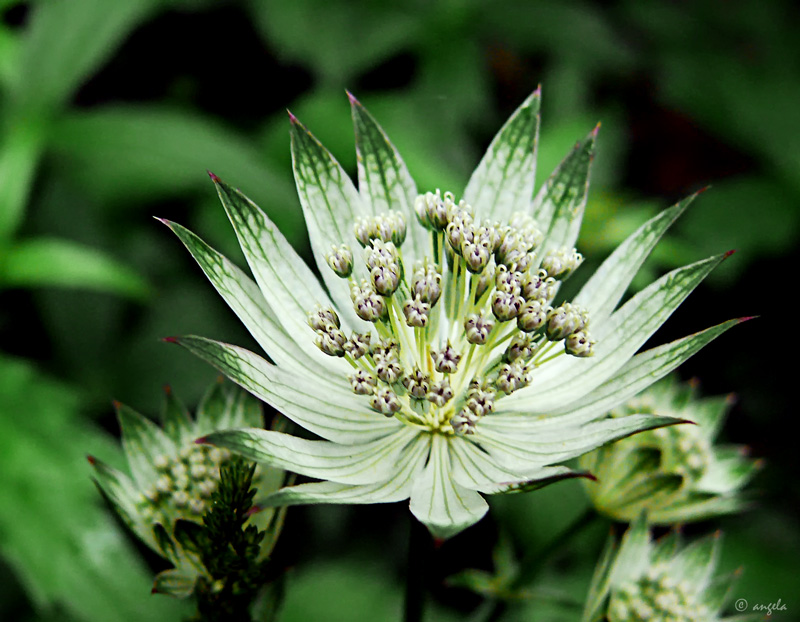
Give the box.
[0,0,797,620]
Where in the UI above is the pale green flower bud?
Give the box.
[462,239,492,273]
[375,355,403,384]
[364,239,399,270]
[506,332,537,362]
[371,264,401,296]
[370,337,398,358]
[349,370,377,395]
[545,302,589,341]
[351,281,387,322]
[326,244,354,277]
[451,408,479,435]
[343,332,371,359]
[353,216,373,247]
[427,378,454,407]
[509,212,543,250]
[431,343,461,374]
[307,307,341,331]
[314,327,347,357]
[495,265,523,296]
[565,330,595,357]
[411,263,442,305]
[414,190,448,231]
[522,269,557,303]
[495,361,530,395]
[466,379,495,416]
[403,368,431,400]
[491,290,523,321]
[371,387,402,416]
[541,247,583,279]
[465,313,494,345]
[403,295,431,327]
[517,299,550,332]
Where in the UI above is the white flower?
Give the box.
[162,89,743,540]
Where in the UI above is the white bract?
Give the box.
[164,89,743,539]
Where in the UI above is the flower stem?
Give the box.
[481,508,598,622]
[404,516,431,622]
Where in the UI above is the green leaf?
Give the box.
[13,0,156,112]
[0,115,46,239]
[50,106,302,239]
[463,87,541,224]
[289,112,368,329]
[672,533,721,589]
[0,237,150,299]
[211,177,354,368]
[573,193,697,324]
[203,426,419,485]
[608,513,651,586]
[261,433,429,507]
[409,434,488,540]
[348,92,426,263]
[171,335,402,444]
[151,568,197,599]
[533,126,597,255]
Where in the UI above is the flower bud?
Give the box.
[325,244,353,277]
[403,295,430,327]
[451,408,478,435]
[431,343,461,374]
[343,332,371,359]
[371,264,401,296]
[522,269,557,303]
[506,333,537,362]
[541,247,583,279]
[517,299,550,332]
[315,327,347,357]
[491,290,523,321]
[375,356,403,384]
[349,370,377,395]
[546,303,589,341]
[565,330,595,357]
[371,387,402,416]
[402,368,431,400]
[496,361,530,395]
[411,263,442,305]
[307,307,341,331]
[427,378,454,407]
[351,282,387,322]
[462,239,492,273]
[465,313,494,345]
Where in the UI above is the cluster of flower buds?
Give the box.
[450,379,496,435]
[610,564,711,622]
[141,445,233,521]
[354,211,407,247]
[309,307,347,356]
[312,189,598,435]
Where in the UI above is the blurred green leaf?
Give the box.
[245,0,423,85]
[10,0,157,113]
[0,114,46,240]
[0,237,150,299]
[0,354,189,622]
[49,105,303,241]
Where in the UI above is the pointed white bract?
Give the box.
[166,91,742,539]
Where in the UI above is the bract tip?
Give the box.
[207,170,220,183]
[87,454,96,465]
[723,249,737,259]
[162,336,179,344]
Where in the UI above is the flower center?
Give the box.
[309,190,595,435]
[610,565,709,622]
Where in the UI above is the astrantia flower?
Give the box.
[162,89,745,539]
[582,514,755,622]
[89,381,286,596]
[580,376,760,524]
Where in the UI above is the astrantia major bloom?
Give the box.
[89,382,286,596]
[582,514,754,622]
[580,376,760,524]
[164,89,744,539]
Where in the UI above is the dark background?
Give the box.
[0,1,797,620]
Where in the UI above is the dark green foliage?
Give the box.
[181,458,279,622]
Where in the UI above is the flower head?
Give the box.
[580,376,761,524]
[89,381,286,596]
[162,89,745,539]
[582,514,754,622]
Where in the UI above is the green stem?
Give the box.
[404,517,431,622]
[482,508,597,622]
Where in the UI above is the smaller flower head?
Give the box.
[580,377,760,524]
[582,514,749,622]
